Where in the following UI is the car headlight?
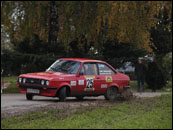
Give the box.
[41,80,45,85]
[19,78,22,83]
[46,80,49,86]
[23,78,26,83]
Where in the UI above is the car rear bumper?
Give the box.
[123,86,131,89]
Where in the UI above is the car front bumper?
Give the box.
[18,84,58,97]
[19,84,57,90]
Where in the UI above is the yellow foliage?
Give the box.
[1,1,172,52]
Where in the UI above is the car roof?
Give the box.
[59,58,105,63]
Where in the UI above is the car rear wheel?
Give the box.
[104,94,109,100]
[59,87,67,102]
[105,87,118,101]
[26,94,33,100]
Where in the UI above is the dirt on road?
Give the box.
[1,92,172,119]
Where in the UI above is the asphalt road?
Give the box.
[1,94,107,108]
[1,92,172,118]
[1,94,106,118]
[1,94,59,108]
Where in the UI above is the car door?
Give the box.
[77,62,101,95]
[95,63,117,94]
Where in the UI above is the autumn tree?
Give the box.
[146,6,172,89]
[150,6,172,58]
[48,1,59,45]
[1,1,172,52]
[1,1,172,76]
[1,1,49,46]
[57,1,172,54]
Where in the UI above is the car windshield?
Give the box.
[46,60,81,74]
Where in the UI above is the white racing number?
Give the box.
[86,78,93,88]
[84,76,95,91]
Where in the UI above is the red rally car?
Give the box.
[17,58,130,101]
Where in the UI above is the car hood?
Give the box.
[19,72,74,80]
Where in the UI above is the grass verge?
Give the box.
[1,94,172,129]
[130,80,172,92]
[1,76,20,93]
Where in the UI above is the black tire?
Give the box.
[76,96,84,101]
[104,94,109,100]
[26,94,33,100]
[105,87,118,101]
[59,87,67,102]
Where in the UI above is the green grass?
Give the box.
[1,94,172,129]
[1,76,20,93]
[130,80,172,92]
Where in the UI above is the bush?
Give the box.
[124,71,136,80]
[1,50,59,76]
[162,52,172,81]
[145,61,167,90]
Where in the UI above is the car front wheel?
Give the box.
[105,87,118,101]
[59,87,67,102]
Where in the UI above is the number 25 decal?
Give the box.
[84,76,95,91]
[86,78,93,88]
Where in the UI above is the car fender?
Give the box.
[58,82,71,89]
[56,82,72,96]
[107,83,120,92]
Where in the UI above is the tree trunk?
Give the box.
[48,1,59,45]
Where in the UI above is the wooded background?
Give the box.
[1,1,172,83]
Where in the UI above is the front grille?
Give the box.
[25,78,41,84]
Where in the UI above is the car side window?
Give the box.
[81,63,98,75]
[97,63,116,75]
